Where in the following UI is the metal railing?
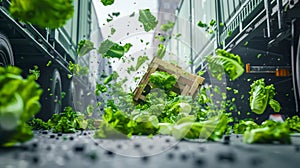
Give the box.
[220,0,264,43]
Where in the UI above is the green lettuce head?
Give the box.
[206,49,244,81]
[9,0,74,29]
[249,78,280,114]
[0,66,42,146]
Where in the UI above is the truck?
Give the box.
[0,0,107,120]
[167,0,300,120]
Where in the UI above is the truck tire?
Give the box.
[37,69,62,121]
[0,33,14,66]
[62,78,75,110]
[296,36,300,107]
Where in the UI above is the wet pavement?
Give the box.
[1,131,300,168]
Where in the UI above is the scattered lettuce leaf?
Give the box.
[135,56,149,70]
[138,9,158,32]
[29,65,40,80]
[156,44,166,59]
[101,0,114,6]
[269,99,281,112]
[77,39,95,56]
[98,39,115,54]
[28,118,49,130]
[243,123,290,144]
[172,114,229,141]
[69,62,89,76]
[129,12,135,17]
[94,104,159,138]
[197,20,216,34]
[160,21,175,32]
[98,39,131,58]
[285,116,300,133]
[126,66,135,74]
[46,60,52,67]
[48,107,87,133]
[95,83,107,95]
[10,0,74,28]
[197,21,207,28]
[206,49,244,81]
[123,43,133,52]
[103,71,119,85]
[112,12,120,17]
[110,27,116,35]
[233,120,258,134]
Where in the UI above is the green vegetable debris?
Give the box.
[206,49,244,81]
[77,39,95,56]
[92,70,233,142]
[101,0,114,6]
[98,39,132,58]
[0,66,42,147]
[136,56,149,70]
[156,44,166,59]
[10,0,74,29]
[243,120,290,144]
[138,9,158,32]
[160,21,175,32]
[249,79,280,114]
[29,106,97,133]
[149,71,177,91]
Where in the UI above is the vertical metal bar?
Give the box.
[189,0,194,72]
[233,0,236,12]
[264,0,271,38]
[227,0,230,20]
[76,0,81,46]
[291,19,299,113]
[276,0,283,29]
[215,0,223,48]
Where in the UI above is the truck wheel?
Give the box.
[296,36,300,106]
[37,69,62,120]
[62,78,75,110]
[0,33,14,66]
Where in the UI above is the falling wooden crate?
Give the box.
[133,57,205,102]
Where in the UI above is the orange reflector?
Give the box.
[246,63,250,73]
[276,69,290,77]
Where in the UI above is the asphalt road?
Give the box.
[1,131,300,168]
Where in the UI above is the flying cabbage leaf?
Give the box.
[160,21,175,32]
[269,99,281,112]
[103,71,119,85]
[206,49,244,81]
[101,0,114,6]
[10,0,74,29]
[156,44,166,59]
[98,39,132,58]
[138,9,158,32]
[135,56,149,70]
[77,40,95,56]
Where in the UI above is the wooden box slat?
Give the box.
[133,57,205,102]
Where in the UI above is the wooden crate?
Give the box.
[133,57,205,102]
